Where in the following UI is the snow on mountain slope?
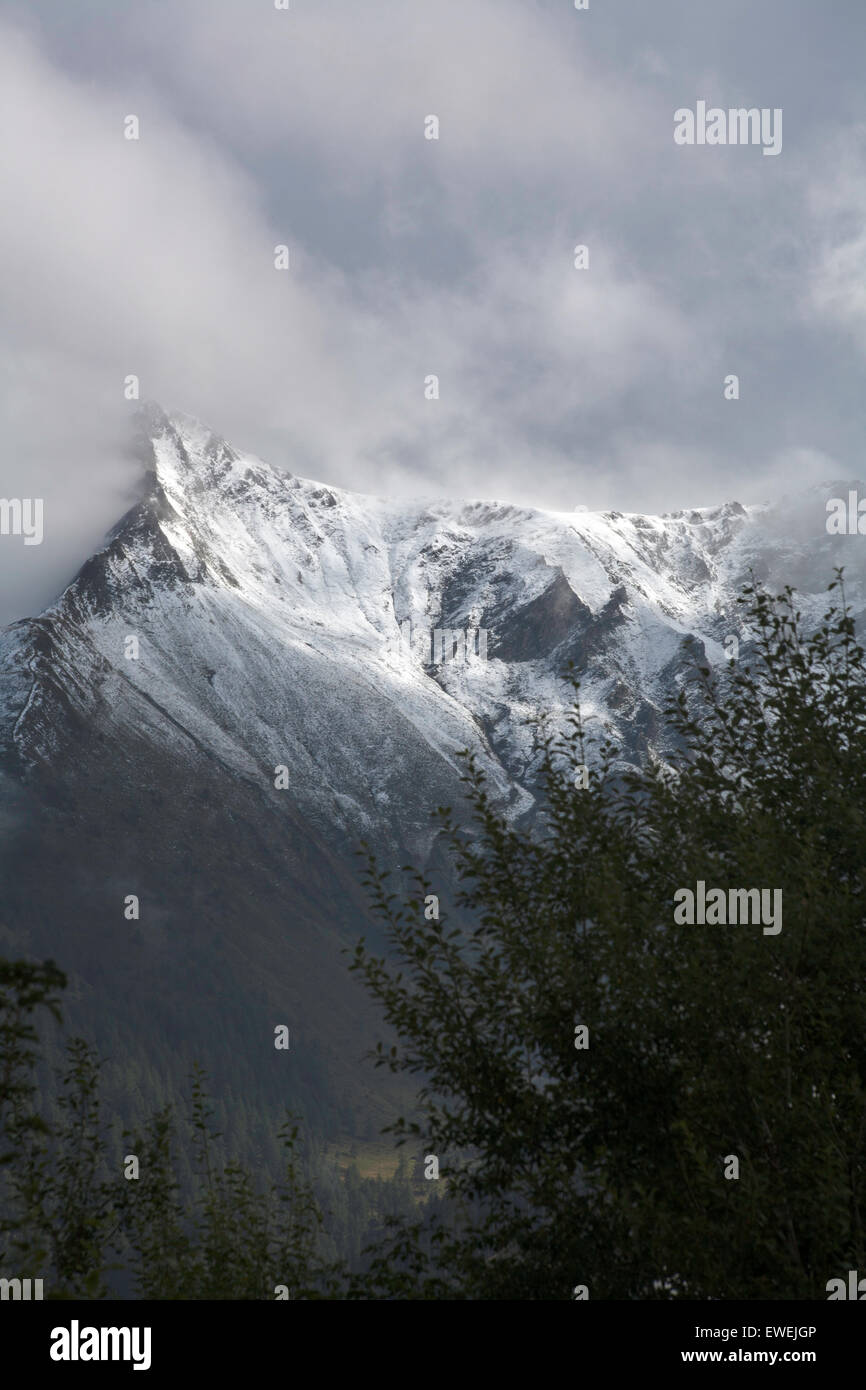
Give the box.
[1,405,863,851]
[1,405,862,1147]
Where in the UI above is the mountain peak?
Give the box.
[131,403,276,500]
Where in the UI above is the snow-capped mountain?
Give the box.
[0,405,861,1145]
[3,406,859,843]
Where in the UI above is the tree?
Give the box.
[0,961,337,1298]
[0,958,71,1281]
[349,574,866,1299]
[118,1065,334,1299]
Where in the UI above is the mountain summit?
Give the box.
[5,409,858,817]
[0,410,861,1145]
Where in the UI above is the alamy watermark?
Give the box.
[827,1270,866,1299]
[49,1321,151,1371]
[386,619,489,667]
[826,491,866,535]
[674,102,782,157]
[0,498,43,545]
[0,1276,44,1299]
[673,881,782,935]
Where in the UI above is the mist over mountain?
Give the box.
[0,407,861,1152]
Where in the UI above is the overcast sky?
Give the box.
[2,0,866,623]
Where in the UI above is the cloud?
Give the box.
[806,125,866,344]
[122,0,643,186]
[0,0,863,622]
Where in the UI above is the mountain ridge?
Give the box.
[1,408,862,1148]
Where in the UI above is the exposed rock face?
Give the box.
[1,406,861,1145]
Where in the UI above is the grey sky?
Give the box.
[1,0,865,623]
